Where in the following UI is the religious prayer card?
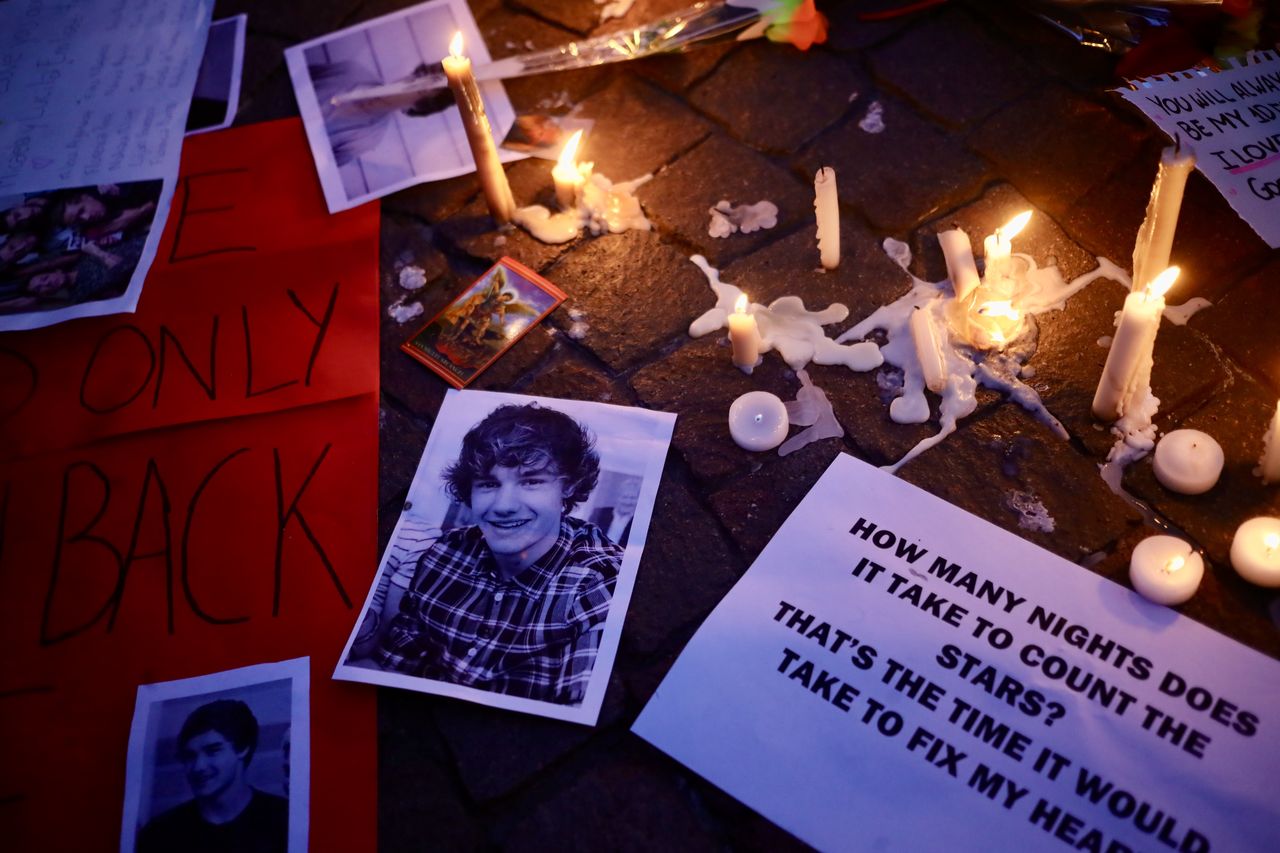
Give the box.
[122,658,309,853]
[0,0,213,331]
[1117,50,1280,248]
[634,454,1280,852]
[335,390,675,725]
[285,0,524,213]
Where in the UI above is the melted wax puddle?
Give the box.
[514,172,652,244]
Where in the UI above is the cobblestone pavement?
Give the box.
[217,0,1280,848]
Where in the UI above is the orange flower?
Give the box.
[765,0,829,51]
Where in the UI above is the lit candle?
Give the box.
[552,129,590,210]
[981,211,1032,289]
[729,391,790,452]
[909,307,946,393]
[937,228,980,302]
[1091,266,1179,421]
[1259,400,1280,485]
[968,299,1022,351]
[728,293,761,371]
[814,167,840,270]
[1152,429,1224,495]
[1129,535,1204,606]
[442,31,516,225]
[1132,141,1195,293]
[1231,517,1280,587]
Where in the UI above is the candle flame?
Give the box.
[449,31,464,59]
[1165,554,1186,573]
[1265,532,1280,551]
[557,129,583,171]
[977,300,1019,321]
[735,294,748,314]
[999,211,1033,242]
[1145,266,1179,301]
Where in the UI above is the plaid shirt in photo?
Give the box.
[376,516,621,705]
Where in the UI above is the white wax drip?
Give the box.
[708,199,779,238]
[596,0,635,21]
[514,172,652,244]
[398,265,427,290]
[387,298,424,324]
[1008,491,1056,533]
[859,101,885,134]
[780,369,844,456]
[687,255,883,371]
[1163,297,1212,326]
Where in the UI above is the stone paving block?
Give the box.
[433,673,629,802]
[709,439,845,559]
[964,0,1121,92]
[377,690,485,853]
[639,133,810,267]
[911,183,1099,286]
[437,159,580,271]
[212,0,352,43]
[520,346,633,402]
[868,6,1040,129]
[382,176,479,226]
[898,402,1144,563]
[636,43,736,96]
[823,0,921,53]
[692,780,814,853]
[690,41,865,154]
[546,229,720,372]
[574,76,714,179]
[968,85,1147,220]
[510,0,598,35]
[378,400,429,513]
[493,738,721,853]
[479,8,613,114]
[1189,257,1280,393]
[235,63,300,127]
[1059,142,1270,301]
[629,336,800,483]
[621,466,744,656]
[1123,372,1280,583]
[798,96,990,234]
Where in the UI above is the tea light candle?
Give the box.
[1092,266,1178,421]
[1259,400,1280,485]
[938,228,980,302]
[1132,141,1195,293]
[729,391,789,452]
[909,307,946,393]
[1230,517,1280,587]
[1152,429,1224,494]
[1129,535,1204,606]
[553,129,590,210]
[728,293,761,371]
[442,31,516,225]
[814,167,840,270]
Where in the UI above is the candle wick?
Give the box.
[754,414,763,424]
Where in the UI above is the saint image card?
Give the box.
[401,256,566,389]
[335,389,676,725]
[121,658,310,853]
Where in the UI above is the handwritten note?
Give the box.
[0,120,379,851]
[635,454,1280,852]
[1117,51,1280,248]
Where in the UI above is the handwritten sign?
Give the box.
[635,454,1280,852]
[0,120,379,851]
[1117,51,1280,248]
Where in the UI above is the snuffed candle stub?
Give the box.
[1231,517,1280,587]
[1152,429,1224,495]
[729,391,789,452]
[1129,535,1204,606]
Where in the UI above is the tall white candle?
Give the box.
[552,129,590,210]
[442,31,515,225]
[814,167,840,270]
[1259,400,1280,485]
[937,229,980,302]
[909,307,946,393]
[1132,142,1195,293]
[728,293,760,370]
[1231,517,1280,587]
[1092,266,1179,421]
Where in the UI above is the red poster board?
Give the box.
[0,119,379,851]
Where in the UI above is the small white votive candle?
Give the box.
[729,391,789,452]
[1129,535,1204,606]
[1230,517,1280,587]
[727,293,761,371]
[1152,429,1224,495]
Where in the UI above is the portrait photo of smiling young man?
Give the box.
[337,391,674,724]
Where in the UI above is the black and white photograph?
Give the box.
[0,179,163,319]
[335,390,675,725]
[121,658,309,853]
[186,15,247,136]
[284,0,523,213]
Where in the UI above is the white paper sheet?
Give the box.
[1117,50,1280,248]
[285,0,524,214]
[0,0,213,331]
[186,14,247,136]
[635,454,1280,852]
